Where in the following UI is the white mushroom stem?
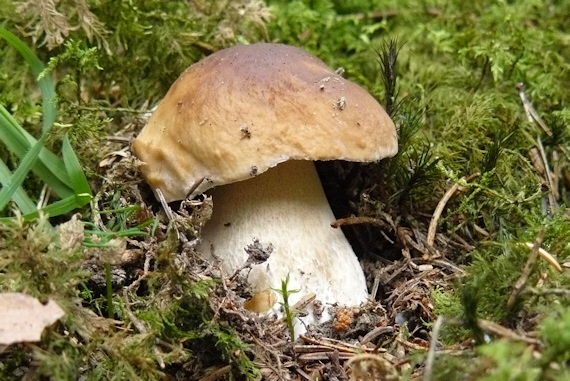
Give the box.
[197,160,369,329]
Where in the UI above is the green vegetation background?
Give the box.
[1,0,570,380]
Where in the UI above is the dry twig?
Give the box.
[299,335,368,354]
[507,230,545,309]
[345,353,398,381]
[427,173,479,246]
[523,242,562,272]
[361,326,394,345]
[198,365,232,381]
[423,315,444,381]
[332,216,391,230]
[526,288,570,297]
[476,319,541,346]
[516,83,552,137]
[536,137,558,213]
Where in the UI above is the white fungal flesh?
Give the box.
[196,160,369,332]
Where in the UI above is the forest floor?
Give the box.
[1,1,570,380]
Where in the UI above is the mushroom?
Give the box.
[132,43,397,331]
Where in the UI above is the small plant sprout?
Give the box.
[274,274,301,340]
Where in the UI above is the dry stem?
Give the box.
[507,230,545,309]
[427,173,480,246]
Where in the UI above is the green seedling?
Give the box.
[273,274,300,340]
[82,204,158,318]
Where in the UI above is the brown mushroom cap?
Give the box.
[132,43,397,202]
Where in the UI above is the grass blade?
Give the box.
[0,106,73,197]
[0,159,36,214]
[0,27,57,131]
[0,193,92,222]
[0,128,51,211]
[62,135,92,196]
[35,193,92,219]
[0,28,74,198]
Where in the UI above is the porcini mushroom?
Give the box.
[132,43,397,330]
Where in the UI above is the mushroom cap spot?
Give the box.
[132,43,398,202]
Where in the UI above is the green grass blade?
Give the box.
[0,128,51,211]
[0,159,36,214]
[62,135,92,196]
[0,27,57,131]
[0,193,92,222]
[0,105,74,197]
[0,28,74,198]
[34,193,91,219]
[0,104,33,155]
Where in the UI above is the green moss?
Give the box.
[541,306,570,365]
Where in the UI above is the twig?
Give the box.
[295,345,341,353]
[370,272,381,300]
[198,365,232,381]
[336,8,440,21]
[450,233,476,251]
[298,352,354,361]
[361,326,394,345]
[536,137,558,213]
[337,9,399,20]
[122,291,148,334]
[299,335,368,354]
[322,336,379,350]
[476,319,541,346]
[155,188,180,240]
[105,136,132,144]
[473,224,490,237]
[193,40,216,53]
[156,188,175,222]
[439,317,541,346]
[411,258,467,276]
[332,216,391,230]
[427,173,479,246]
[396,338,429,351]
[74,105,150,114]
[345,353,398,381]
[516,83,552,137]
[507,230,545,309]
[397,226,437,257]
[90,194,106,231]
[295,368,313,381]
[529,147,546,175]
[423,316,444,381]
[552,150,561,200]
[523,242,562,272]
[526,288,570,297]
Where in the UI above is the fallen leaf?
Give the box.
[244,289,277,314]
[57,213,85,250]
[0,293,65,345]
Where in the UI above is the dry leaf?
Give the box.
[0,293,65,345]
[243,289,277,313]
[57,213,84,250]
